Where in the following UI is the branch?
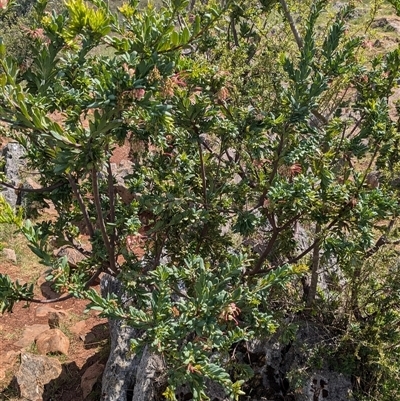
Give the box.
[0,180,65,193]
[257,129,285,207]
[249,213,279,275]
[230,15,239,47]
[279,0,303,49]
[91,168,117,274]
[17,265,104,304]
[107,159,116,260]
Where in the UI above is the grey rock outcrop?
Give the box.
[305,372,352,401]
[16,352,62,401]
[100,273,167,401]
[131,345,165,401]
[245,322,353,400]
[1,142,26,207]
[100,274,141,401]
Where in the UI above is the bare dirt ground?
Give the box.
[0,260,109,401]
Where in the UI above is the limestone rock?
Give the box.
[35,328,70,355]
[2,248,17,263]
[100,274,168,401]
[14,324,49,348]
[131,345,165,401]
[304,372,352,401]
[1,142,26,207]
[245,323,353,401]
[100,273,141,401]
[81,361,105,399]
[16,352,62,401]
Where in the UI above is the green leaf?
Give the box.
[181,27,190,44]
[171,31,180,46]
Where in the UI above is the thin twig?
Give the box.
[107,159,116,262]
[67,174,95,238]
[306,223,321,307]
[199,144,208,209]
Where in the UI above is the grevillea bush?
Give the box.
[2,0,400,399]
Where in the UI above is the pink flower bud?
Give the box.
[133,88,145,100]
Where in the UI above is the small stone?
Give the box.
[35,305,56,318]
[14,324,50,348]
[2,248,17,263]
[35,328,70,355]
[35,305,68,319]
[16,352,62,401]
[81,362,105,399]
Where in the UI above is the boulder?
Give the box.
[35,328,70,355]
[16,352,62,401]
[131,346,165,401]
[305,372,352,401]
